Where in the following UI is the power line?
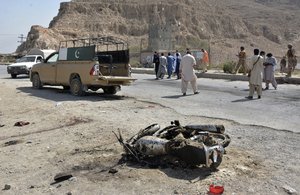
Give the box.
[0,34,20,36]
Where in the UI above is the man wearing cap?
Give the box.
[234,46,247,75]
[286,44,297,77]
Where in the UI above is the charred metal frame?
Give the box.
[115,120,231,168]
[59,36,128,52]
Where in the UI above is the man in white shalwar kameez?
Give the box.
[179,51,199,96]
[247,49,264,99]
[156,53,167,79]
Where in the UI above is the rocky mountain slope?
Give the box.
[17,0,300,65]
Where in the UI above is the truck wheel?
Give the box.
[103,86,119,95]
[70,78,85,96]
[11,74,17,78]
[32,73,43,89]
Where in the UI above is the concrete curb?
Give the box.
[131,68,300,84]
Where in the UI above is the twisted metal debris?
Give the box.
[114,120,231,168]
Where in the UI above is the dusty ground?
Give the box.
[0,77,299,195]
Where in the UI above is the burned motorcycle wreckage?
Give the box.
[114,120,231,168]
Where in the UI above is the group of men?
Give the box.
[235,44,297,99]
[234,44,297,78]
[153,51,181,80]
[152,44,297,98]
[153,49,205,96]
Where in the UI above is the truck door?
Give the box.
[39,53,58,84]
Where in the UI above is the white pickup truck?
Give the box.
[7,48,55,78]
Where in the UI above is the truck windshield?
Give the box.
[17,56,36,62]
[47,53,58,63]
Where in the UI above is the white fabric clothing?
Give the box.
[180,54,197,82]
[249,55,264,86]
[249,84,262,96]
[181,79,197,93]
[263,56,277,88]
[174,52,182,59]
[157,56,167,78]
[264,66,274,81]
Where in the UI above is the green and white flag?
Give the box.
[59,45,95,61]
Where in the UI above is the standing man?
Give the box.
[201,49,209,73]
[179,51,199,96]
[174,50,182,60]
[156,53,167,79]
[280,56,287,73]
[153,51,160,79]
[234,46,247,75]
[263,53,277,90]
[246,49,264,99]
[174,52,182,79]
[286,44,297,77]
[167,52,175,79]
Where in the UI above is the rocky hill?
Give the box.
[17,0,300,65]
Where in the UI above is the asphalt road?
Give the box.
[1,65,299,132]
[121,73,300,133]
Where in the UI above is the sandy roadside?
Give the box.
[0,78,299,195]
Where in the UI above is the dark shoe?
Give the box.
[194,91,199,94]
[258,95,261,99]
[264,87,269,90]
[155,78,159,80]
[246,96,253,99]
[183,93,186,96]
[274,86,277,90]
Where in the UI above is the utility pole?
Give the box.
[17,34,26,44]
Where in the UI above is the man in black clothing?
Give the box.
[153,51,160,77]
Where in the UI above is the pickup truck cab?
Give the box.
[30,36,136,96]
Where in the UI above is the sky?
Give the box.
[0,0,70,54]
